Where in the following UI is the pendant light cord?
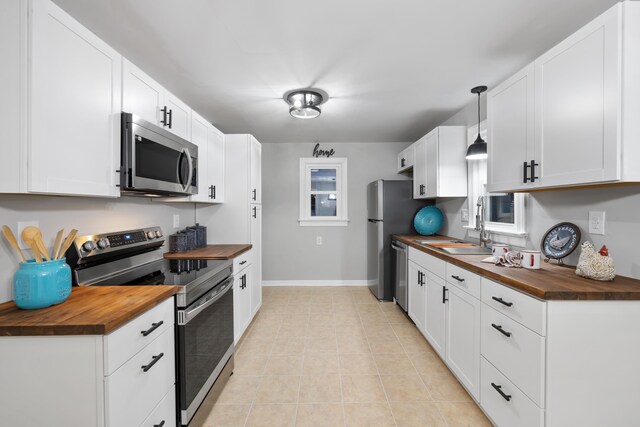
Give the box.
[477,92,481,138]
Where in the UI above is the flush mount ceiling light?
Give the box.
[286,89,324,119]
[466,85,488,160]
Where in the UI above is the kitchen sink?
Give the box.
[413,239,493,255]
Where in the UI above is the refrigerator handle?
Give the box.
[391,244,406,252]
[368,219,383,223]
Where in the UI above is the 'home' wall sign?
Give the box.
[312,143,335,158]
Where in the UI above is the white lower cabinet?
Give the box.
[445,285,481,401]
[481,357,544,427]
[423,272,446,360]
[0,297,176,427]
[233,252,254,343]
[407,261,425,332]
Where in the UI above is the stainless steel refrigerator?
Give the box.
[367,180,429,301]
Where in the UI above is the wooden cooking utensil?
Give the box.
[2,225,27,262]
[33,227,51,261]
[21,227,43,263]
[52,228,65,260]
[57,229,78,260]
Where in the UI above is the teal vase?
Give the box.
[13,258,72,309]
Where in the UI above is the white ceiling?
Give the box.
[54,0,620,143]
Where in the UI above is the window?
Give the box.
[466,122,526,237]
[299,158,349,226]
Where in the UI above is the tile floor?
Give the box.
[193,286,492,427]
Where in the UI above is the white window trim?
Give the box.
[465,122,527,245]
[299,157,349,227]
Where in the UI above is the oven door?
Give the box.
[176,274,234,425]
[122,113,198,196]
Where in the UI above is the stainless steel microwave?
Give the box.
[120,112,198,197]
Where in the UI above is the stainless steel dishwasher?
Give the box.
[391,240,408,311]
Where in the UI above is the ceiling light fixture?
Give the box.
[466,85,488,160]
[286,90,324,119]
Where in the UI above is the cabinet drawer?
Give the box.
[105,327,175,427]
[446,263,481,299]
[481,279,547,336]
[233,249,252,274]
[104,297,174,375]
[408,247,446,278]
[139,385,176,427]
[481,357,544,427]
[481,305,545,408]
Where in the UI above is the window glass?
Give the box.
[311,194,338,216]
[488,193,515,224]
[311,169,337,191]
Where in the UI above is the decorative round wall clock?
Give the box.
[540,222,581,265]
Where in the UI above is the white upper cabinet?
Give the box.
[487,64,535,193]
[189,112,211,203]
[208,126,225,203]
[397,145,415,172]
[122,58,191,141]
[250,136,262,204]
[488,2,640,192]
[413,126,468,199]
[1,0,122,197]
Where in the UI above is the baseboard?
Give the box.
[262,280,374,287]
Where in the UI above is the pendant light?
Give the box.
[466,85,488,160]
[286,90,324,119]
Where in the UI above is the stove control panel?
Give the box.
[69,226,165,262]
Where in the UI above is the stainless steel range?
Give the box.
[65,226,235,426]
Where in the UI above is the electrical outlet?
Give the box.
[589,211,605,235]
[173,215,180,229]
[316,236,323,246]
[461,209,469,222]
[17,221,39,249]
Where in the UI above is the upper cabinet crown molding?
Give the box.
[412,126,468,199]
[1,0,122,197]
[488,2,640,192]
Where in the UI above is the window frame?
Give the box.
[465,122,527,237]
[299,157,349,227]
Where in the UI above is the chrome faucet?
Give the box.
[475,196,491,248]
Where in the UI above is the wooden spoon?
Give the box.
[2,225,27,262]
[21,226,43,263]
[52,229,65,260]
[57,229,78,260]
[33,227,51,261]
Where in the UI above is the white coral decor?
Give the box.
[575,242,615,281]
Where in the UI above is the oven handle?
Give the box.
[178,276,233,325]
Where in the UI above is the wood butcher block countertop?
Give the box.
[0,286,177,336]
[394,234,640,301]
[164,244,252,260]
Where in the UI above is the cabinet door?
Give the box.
[413,137,427,199]
[407,262,425,332]
[445,286,481,401]
[29,0,121,197]
[425,131,438,198]
[234,268,252,343]
[424,272,446,359]
[250,204,262,316]
[190,112,210,203]
[534,6,621,187]
[164,92,191,141]
[249,136,262,204]
[487,63,535,192]
[122,59,163,126]
[208,126,225,202]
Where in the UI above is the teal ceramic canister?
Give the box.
[13,258,72,309]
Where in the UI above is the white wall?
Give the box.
[436,99,640,279]
[0,195,195,303]
[261,142,410,283]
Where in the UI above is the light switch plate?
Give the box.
[173,214,180,229]
[461,209,469,222]
[17,221,39,249]
[589,211,605,235]
[316,236,323,245]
